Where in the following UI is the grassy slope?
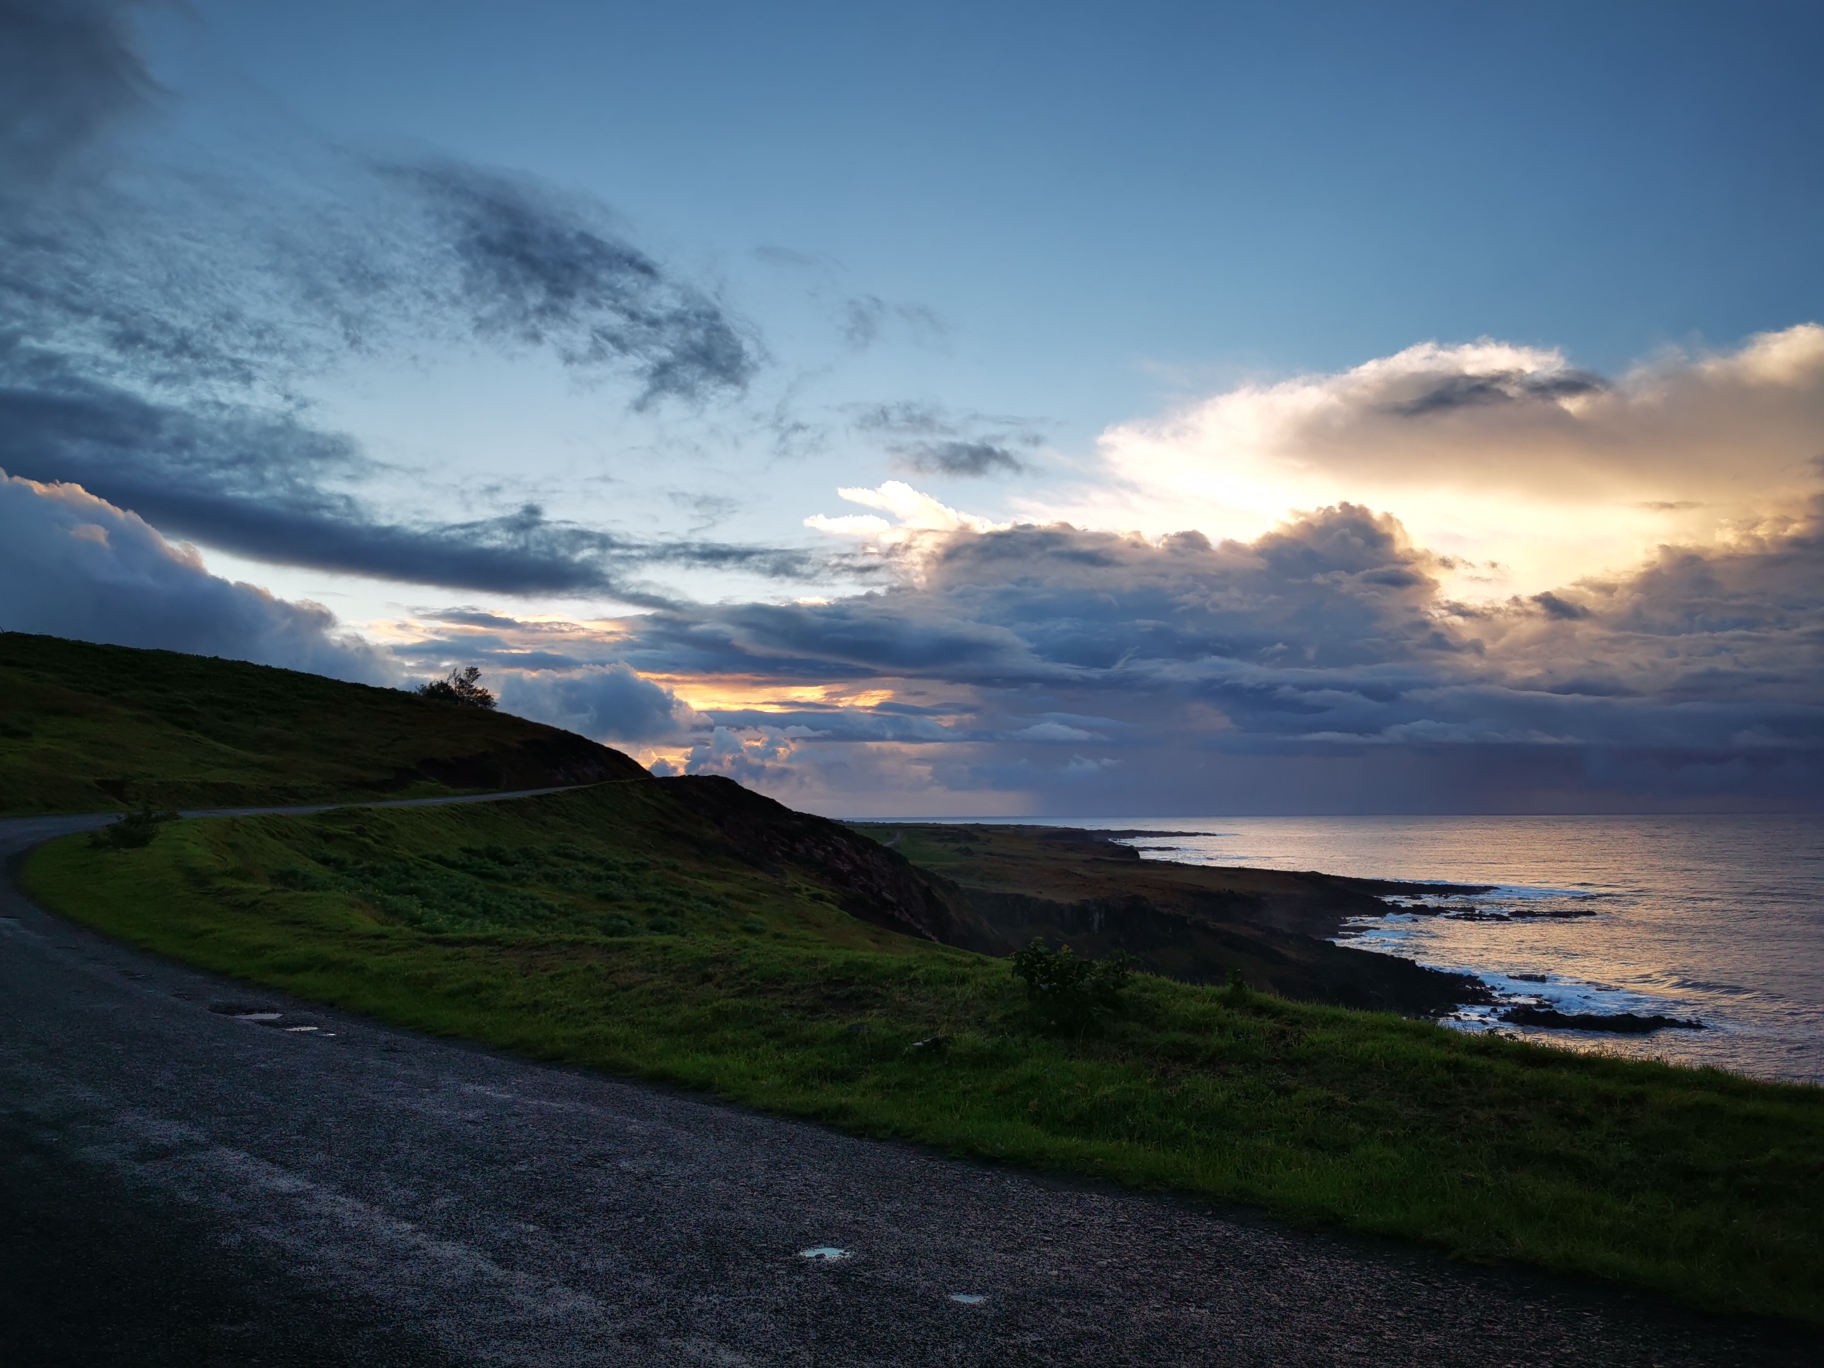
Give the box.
[22,785,1824,1326]
[874,823,1449,935]
[861,823,1488,1013]
[0,632,644,814]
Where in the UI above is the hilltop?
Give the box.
[0,632,644,814]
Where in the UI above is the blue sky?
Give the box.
[3,0,1822,813]
[174,0,1824,405]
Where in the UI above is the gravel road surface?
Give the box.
[2,810,1815,1366]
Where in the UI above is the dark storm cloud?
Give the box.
[0,470,391,682]
[700,707,955,743]
[608,508,1451,691]
[1530,591,1592,620]
[390,501,1821,808]
[569,503,1824,808]
[497,664,692,743]
[0,365,818,600]
[0,0,154,188]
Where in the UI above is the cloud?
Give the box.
[360,489,1824,813]
[397,162,756,406]
[0,0,155,189]
[1054,327,1824,597]
[835,296,948,351]
[850,401,1042,478]
[893,440,1025,477]
[1015,721,1102,742]
[495,664,695,743]
[1383,366,1607,416]
[803,482,1006,553]
[0,31,785,599]
[573,500,1824,812]
[0,363,823,601]
[0,469,392,681]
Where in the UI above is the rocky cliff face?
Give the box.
[655,776,1007,953]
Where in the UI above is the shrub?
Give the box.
[1009,938,1133,1033]
[88,807,178,851]
[414,666,496,709]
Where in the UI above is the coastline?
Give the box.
[860,821,1811,1054]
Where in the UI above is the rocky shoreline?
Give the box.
[865,823,1708,1034]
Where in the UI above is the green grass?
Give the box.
[21,786,1824,1327]
[0,631,642,815]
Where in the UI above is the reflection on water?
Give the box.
[972,815,1824,1085]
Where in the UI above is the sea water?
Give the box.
[958,815,1824,1086]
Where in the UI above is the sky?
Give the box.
[3,0,1822,815]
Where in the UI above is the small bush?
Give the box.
[414,665,496,709]
[1009,938,1133,1033]
[88,807,179,851]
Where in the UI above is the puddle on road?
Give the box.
[799,1247,850,1262]
[206,1002,332,1035]
[948,1294,986,1305]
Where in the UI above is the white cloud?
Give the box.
[805,480,1007,561]
[1028,325,1824,599]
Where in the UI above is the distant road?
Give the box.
[0,807,1815,1366]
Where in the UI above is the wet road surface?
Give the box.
[2,811,1817,1366]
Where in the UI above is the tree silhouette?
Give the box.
[415,665,496,709]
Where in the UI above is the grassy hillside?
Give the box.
[861,823,1491,1014]
[0,632,645,814]
[23,784,1824,1326]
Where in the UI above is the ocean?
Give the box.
[954,814,1824,1086]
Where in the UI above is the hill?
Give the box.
[9,634,1824,1321]
[0,631,1491,1013]
[0,632,644,814]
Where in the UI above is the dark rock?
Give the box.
[1499,1004,1704,1033]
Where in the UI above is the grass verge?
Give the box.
[21,792,1824,1326]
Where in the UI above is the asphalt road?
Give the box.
[2,810,1817,1367]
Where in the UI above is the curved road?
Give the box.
[1,807,1815,1366]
